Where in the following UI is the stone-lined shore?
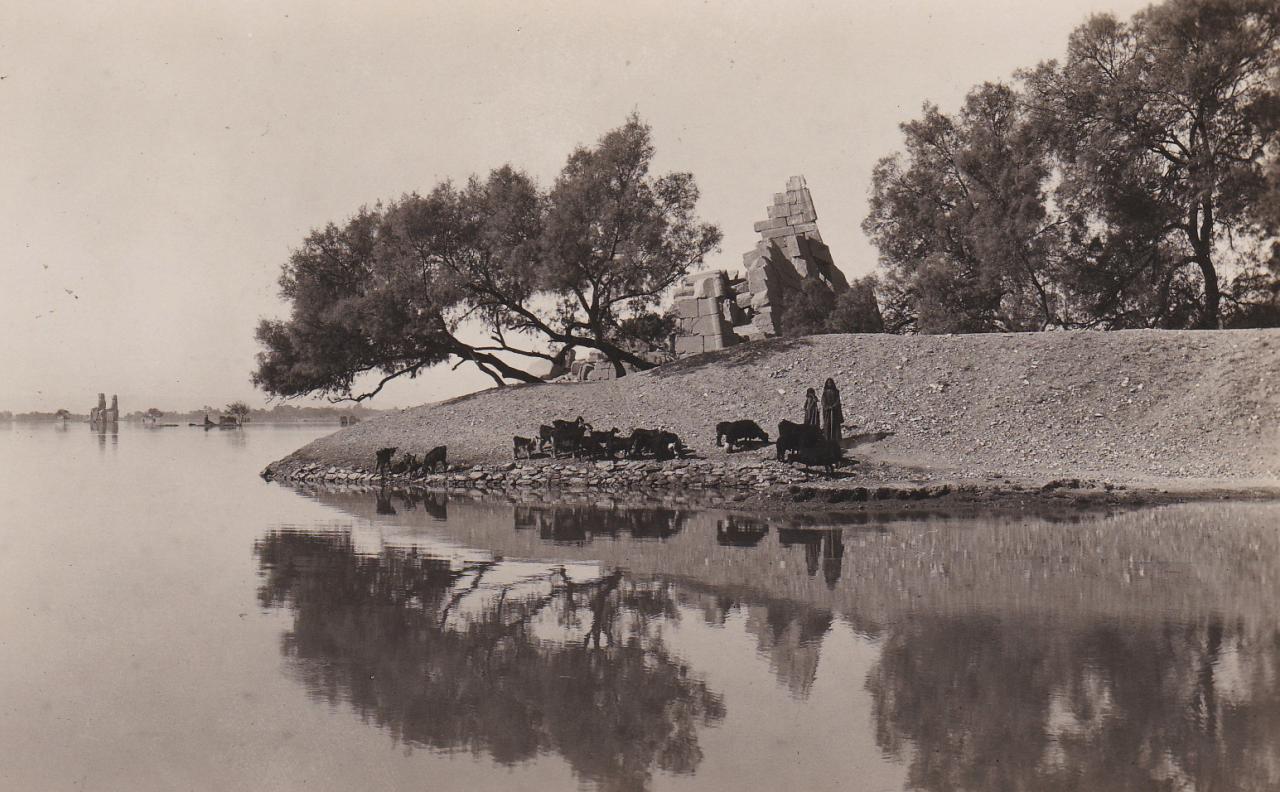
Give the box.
[264,456,828,494]
[264,455,1272,514]
[261,454,968,502]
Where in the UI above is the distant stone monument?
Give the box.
[673,175,847,356]
[89,393,119,427]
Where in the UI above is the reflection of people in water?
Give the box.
[779,528,823,577]
[252,531,725,790]
[776,529,844,587]
[820,530,844,589]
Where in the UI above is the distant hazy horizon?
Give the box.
[3,0,1150,413]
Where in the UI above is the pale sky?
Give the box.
[1,0,1151,413]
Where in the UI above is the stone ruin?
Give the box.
[673,175,847,356]
[561,346,670,382]
[544,176,847,379]
[89,393,118,426]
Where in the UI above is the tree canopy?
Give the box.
[253,116,720,401]
[864,0,1280,332]
[781,276,889,337]
[864,83,1065,333]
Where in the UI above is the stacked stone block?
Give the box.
[671,175,847,356]
[740,175,847,337]
[672,270,741,355]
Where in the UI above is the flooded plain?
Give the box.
[2,422,1278,791]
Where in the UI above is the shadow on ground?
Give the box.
[644,336,817,379]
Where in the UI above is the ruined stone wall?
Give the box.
[565,347,673,382]
[672,270,742,356]
[673,175,847,355]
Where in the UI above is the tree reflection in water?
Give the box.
[866,614,1280,791]
[254,529,724,792]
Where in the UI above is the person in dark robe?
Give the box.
[821,378,843,460]
[803,388,820,427]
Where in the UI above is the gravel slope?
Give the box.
[278,329,1279,486]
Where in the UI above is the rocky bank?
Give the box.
[263,329,1280,506]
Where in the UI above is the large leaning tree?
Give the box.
[251,116,720,401]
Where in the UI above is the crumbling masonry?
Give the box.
[673,176,847,356]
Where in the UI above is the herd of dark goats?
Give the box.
[372,416,840,479]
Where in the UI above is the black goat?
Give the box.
[420,445,447,473]
[776,420,834,474]
[716,419,770,451]
[374,447,397,476]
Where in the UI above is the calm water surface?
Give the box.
[2,423,1279,791]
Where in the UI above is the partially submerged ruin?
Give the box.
[89,393,118,426]
[673,176,847,356]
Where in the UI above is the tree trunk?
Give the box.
[447,340,543,384]
[1192,199,1220,330]
[1195,255,1221,329]
[472,351,542,384]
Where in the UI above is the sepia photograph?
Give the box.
[2,1,1279,790]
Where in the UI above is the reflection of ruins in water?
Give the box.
[94,420,118,448]
[277,492,1280,791]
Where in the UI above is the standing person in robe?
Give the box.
[821,378,843,460]
[803,388,820,427]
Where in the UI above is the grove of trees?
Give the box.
[863,0,1280,333]
[253,116,720,401]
